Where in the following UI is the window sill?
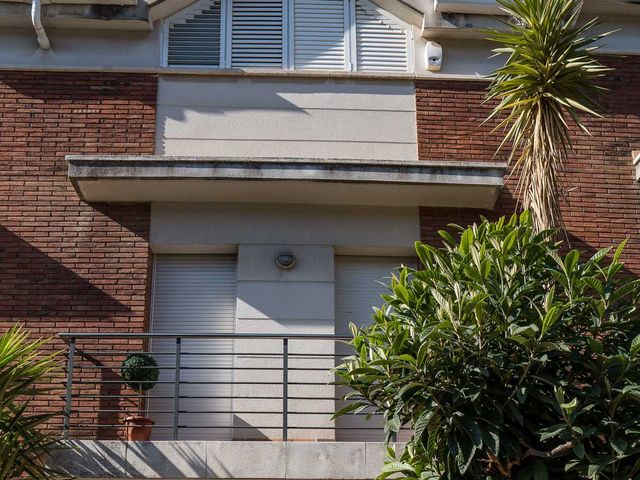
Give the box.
[0,64,491,82]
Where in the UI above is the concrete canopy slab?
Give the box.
[67,156,506,209]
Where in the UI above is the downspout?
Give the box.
[31,0,51,49]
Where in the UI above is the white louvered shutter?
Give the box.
[355,0,409,72]
[293,0,346,70]
[166,0,223,67]
[231,0,284,68]
[149,255,237,440]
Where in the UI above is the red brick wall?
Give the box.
[0,71,157,438]
[417,57,640,272]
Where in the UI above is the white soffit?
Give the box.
[67,155,506,209]
[434,0,504,15]
[434,0,640,16]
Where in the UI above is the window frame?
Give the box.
[161,0,415,72]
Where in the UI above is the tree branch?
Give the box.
[521,441,576,461]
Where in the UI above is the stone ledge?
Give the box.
[50,441,400,480]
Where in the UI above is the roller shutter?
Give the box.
[334,256,415,441]
[149,255,237,440]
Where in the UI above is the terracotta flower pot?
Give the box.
[124,415,155,441]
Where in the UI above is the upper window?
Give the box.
[163,0,413,72]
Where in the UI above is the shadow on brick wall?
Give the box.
[0,226,131,317]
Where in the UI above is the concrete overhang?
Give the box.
[434,0,504,15]
[422,12,506,40]
[0,0,151,29]
[67,156,506,209]
[433,0,640,16]
[424,0,640,40]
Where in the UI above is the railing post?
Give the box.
[63,337,75,439]
[282,338,288,442]
[173,337,181,441]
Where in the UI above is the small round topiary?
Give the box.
[121,353,160,393]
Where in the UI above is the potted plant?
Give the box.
[121,352,159,441]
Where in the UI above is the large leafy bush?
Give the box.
[0,325,67,479]
[335,213,640,479]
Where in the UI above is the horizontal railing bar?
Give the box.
[73,380,296,386]
[69,407,378,414]
[288,396,343,400]
[72,352,349,359]
[69,424,387,431]
[69,394,349,401]
[71,381,335,387]
[71,394,300,400]
[73,365,336,372]
[70,409,351,415]
[69,424,283,429]
[75,365,285,371]
[60,333,352,341]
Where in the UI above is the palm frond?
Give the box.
[0,325,69,479]
[486,0,612,232]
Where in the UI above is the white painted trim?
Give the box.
[348,0,358,71]
[219,0,230,68]
[160,17,169,68]
[223,0,233,68]
[343,0,353,71]
[406,26,415,74]
[148,252,158,356]
[283,0,292,70]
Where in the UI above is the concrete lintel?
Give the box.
[67,155,506,208]
[50,440,403,479]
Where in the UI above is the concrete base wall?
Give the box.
[51,441,398,479]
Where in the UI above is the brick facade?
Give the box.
[0,71,157,437]
[2,56,639,440]
[417,57,640,272]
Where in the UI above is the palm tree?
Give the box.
[0,325,67,479]
[486,0,611,232]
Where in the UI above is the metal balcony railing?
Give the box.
[59,332,389,442]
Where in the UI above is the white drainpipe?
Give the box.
[31,0,51,49]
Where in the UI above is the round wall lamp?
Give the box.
[275,253,296,270]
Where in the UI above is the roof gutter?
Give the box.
[31,0,50,49]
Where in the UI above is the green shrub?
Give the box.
[335,213,640,480]
[121,353,159,393]
[0,325,68,479]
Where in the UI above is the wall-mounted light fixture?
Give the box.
[275,253,296,270]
